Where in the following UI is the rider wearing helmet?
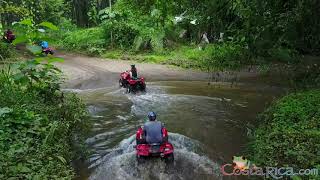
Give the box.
[40,41,49,49]
[142,112,166,144]
[130,64,138,79]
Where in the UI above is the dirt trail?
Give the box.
[55,53,261,90]
[55,53,210,89]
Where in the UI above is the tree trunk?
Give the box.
[72,0,89,27]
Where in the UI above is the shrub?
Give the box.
[268,47,299,63]
[0,42,15,61]
[249,90,320,169]
[201,43,249,71]
[288,63,320,90]
[62,27,106,54]
[0,60,88,179]
[103,21,138,49]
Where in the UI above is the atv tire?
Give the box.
[136,155,146,164]
[126,86,132,93]
[140,83,146,92]
[164,153,174,164]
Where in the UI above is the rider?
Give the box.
[40,41,49,49]
[3,29,15,43]
[142,112,167,144]
[130,64,138,79]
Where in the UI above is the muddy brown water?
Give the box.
[56,54,285,180]
[64,80,283,180]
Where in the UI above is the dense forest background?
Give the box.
[1,0,320,57]
[1,1,320,179]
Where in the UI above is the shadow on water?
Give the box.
[68,81,283,180]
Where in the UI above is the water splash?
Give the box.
[89,133,222,180]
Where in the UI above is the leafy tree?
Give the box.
[12,18,59,55]
[0,0,67,26]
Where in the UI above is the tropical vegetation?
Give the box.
[0,0,320,179]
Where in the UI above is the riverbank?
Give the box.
[55,52,297,91]
[248,90,320,178]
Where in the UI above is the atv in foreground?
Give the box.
[135,126,174,164]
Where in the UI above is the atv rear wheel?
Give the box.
[136,155,146,164]
[164,153,174,164]
[126,86,132,93]
[140,83,146,92]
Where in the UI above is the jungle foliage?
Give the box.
[249,90,320,174]
[0,61,87,179]
[2,0,319,67]
[0,19,88,179]
[0,0,320,178]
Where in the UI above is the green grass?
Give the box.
[54,27,106,55]
[100,44,248,70]
[55,27,251,70]
[101,50,123,59]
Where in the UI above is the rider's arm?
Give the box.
[142,125,146,137]
[161,123,168,142]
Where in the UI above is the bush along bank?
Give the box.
[57,27,250,71]
[0,59,88,179]
[248,90,320,178]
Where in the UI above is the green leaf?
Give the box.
[11,21,19,26]
[109,12,116,18]
[26,45,42,55]
[38,22,58,31]
[25,60,39,69]
[48,57,64,63]
[98,9,106,15]
[17,164,31,173]
[0,107,13,117]
[34,57,47,63]
[13,73,29,84]
[12,36,28,45]
[38,37,55,42]
[19,19,33,26]
[56,156,67,164]
[292,176,302,180]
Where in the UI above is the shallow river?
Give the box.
[68,81,282,180]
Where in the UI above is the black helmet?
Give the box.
[147,111,156,121]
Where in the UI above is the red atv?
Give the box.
[2,31,16,43]
[119,71,146,93]
[42,47,54,55]
[135,126,174,163]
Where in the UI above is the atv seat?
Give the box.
[150,143,161,146]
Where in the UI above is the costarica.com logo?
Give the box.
[220,156,319,179]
